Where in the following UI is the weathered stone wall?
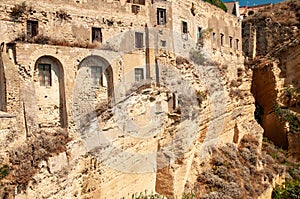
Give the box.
[0,0,261,198]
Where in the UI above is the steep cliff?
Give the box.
[243,0,300,160]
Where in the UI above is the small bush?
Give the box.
[274,103,300,134]
[203,0,227,12]
[189,48,206,65]
[0,165,9,180]
[272,179,300,199]
[10,2,27,20]
[55,9,72,21]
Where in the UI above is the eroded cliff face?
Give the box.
[243,1,300,160]
[0,47,263,198]
[0,0,264,198]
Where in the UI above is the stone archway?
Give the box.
[34,56,67,128]
[77,55,114,103]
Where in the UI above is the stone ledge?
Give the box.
[0,111,16,118]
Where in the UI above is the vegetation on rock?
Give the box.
[203,0,227,12]
[0,128,70,197]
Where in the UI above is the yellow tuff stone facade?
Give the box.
[0,0,262,198]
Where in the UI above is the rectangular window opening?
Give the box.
[135,68,144,82]
[92,27,102,43]
[38,64,51,87]
[135,32,144,48]
[161,40,166,47]
[132,5,140,14]
[27,20,38,37]
[220,33,224,46]
[182,21,188,34]
[91,66,103,87]
[127,0,145,5]
[197,27,202,40]
[212,32,216,42]
[229,36,233,48]
[157,8,166,25]
[236,39,239,49]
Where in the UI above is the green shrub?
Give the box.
[272,179,300,199]
[273,103,300,134]
[203,0,227,12]
[10,2,27,20]
[0,165,9,180]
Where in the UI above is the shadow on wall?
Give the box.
[251,65,288,149]
[0,43,7,112]
[34,56,67,128]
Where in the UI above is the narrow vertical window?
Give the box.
[27,20,38,37]
[182,21,188,34]
[212,32,216,42]
[91,66,103,87]
[38,64,51,87]
[157,8,166,25]
[161,40,166,47]
[135,68,144,82]
[197,27,202,41]
[92,27,102,43]
[229,36,233,48]
[220,33,224,46]
[236,39,239,49]
[135,32,144,48]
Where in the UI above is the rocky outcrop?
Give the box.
[243,1,300,160]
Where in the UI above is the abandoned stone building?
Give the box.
[0,0,255,198]
[0,0,243,134]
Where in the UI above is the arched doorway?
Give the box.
[34,56,67,128]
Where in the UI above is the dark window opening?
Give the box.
[135,68,144,82]
[220,33,224,46]
[91,66,103,87]
[92,27,102,43]
[27,20,38,37]
[132,5,140,14]
[197,27,202,40]
[236,39,239,49]
[127,0,145,5]
[157,8,166,25]
[182,21,188,34]
[212,32,216,42]
[161,40,166,47]
[229,36,233,48]
[38,64,51,87]
[135,32,144,48]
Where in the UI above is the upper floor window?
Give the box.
[91,66,103,87]
[132,5,140,14]
[127,0,145,5]
[212,32,216,42]
[27,20,38,37]
[220,33,224,46]
[197,27,202,40]
[157,8,166,25]
[135,32,144,48]
[236,39,239,49]
[38,64,51,87]
[135,68,144,82]
[182,21,188,34]
[229,36,233,48]
[92,27,102,43]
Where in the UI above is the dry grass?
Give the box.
[0,128,70,197]
[14,33,98,49]
[194,134,288,199]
